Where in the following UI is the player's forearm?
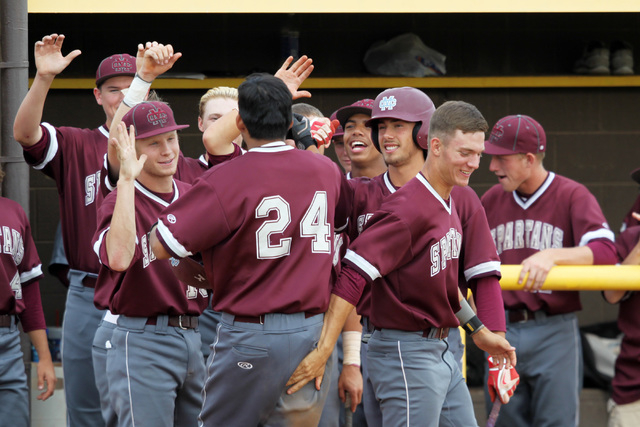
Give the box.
[106,104,134,181]
[203,109,241,156]
[13,73,53,146]
[473,276,506,332]
[540,246,595,266]
[28,329,53,364]
[149,225,172,260]
[105,179,137,271]
[317,295,356,356]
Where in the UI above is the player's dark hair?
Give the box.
[428,101,488,145]
[292,102,323,118]
[238,74,292,141]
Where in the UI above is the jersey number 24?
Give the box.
[255,192,331,259]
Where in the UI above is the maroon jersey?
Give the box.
[156,142,349,316]
[0,198,43,314]
[347,172,503,329]
[338,174,463,331]
[175,153,208,184]
[611,226,640,405]
[93,180,208,316]
[481,172,615,314]
[22,123,108,274]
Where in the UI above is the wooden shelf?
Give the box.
[34,75,640,90]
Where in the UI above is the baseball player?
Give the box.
[340,99,387,179]
[620,168,640,232]
[481,114,618,427]
[92,100,208,427]
[287,100,516,427]
[604,215,640,427]
[332,89,508,427]
[149,73,350,426]
[89,42,186,427]
[13,33,137,426]
[0,169,57,425]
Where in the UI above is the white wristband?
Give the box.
[122,74,152,108]
[342,331,362,367]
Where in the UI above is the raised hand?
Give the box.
[34,34,81,78]
[137,42,182,83]
[275,55,314,100]
[112,122,146,183]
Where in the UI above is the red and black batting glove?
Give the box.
[487,356,520,404]
[289,113,316,150]
[310,119,341,147]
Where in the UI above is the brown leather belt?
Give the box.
[82,276,97,288]
[0,314,16,327]
[375,327,449,340]
[146,315,198,329]
[233,312,317,325]
[508,309,539,323]
[423,327,449,340]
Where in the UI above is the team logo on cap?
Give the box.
[490,124,504,142]
[379,96,397,111]
[111,55,134,73]
[147,106,169,128]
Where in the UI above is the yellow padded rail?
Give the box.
[500,265,640,291]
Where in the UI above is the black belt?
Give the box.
[375,327,449,340]
[0,314,16,327]
[233,312,317,325]
[508,309,539,323]
[146,315,198,329]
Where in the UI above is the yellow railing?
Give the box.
[500,265,640,291]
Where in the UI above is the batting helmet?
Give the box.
[367,87,435,150]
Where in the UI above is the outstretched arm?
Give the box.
[105,123,147,271]
[13,34,81,146]
[106,42,182,181]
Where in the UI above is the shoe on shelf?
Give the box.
[574,40,610,75]
[611,40,634,75]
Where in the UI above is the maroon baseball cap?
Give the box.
[631,167,640,184]
[330,111,344,138]
[484,114,546,155]
[95,53,136,87]
[335,99,375,128]
[122,101,189,139]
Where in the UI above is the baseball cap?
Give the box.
[631,167,640,184]
[335,99,375,128]
[95,53,136,87]
[329,111,344,139]
[484,114,546,156]
[122,101,189,140]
